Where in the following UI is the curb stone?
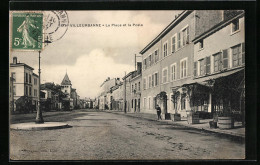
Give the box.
[104,110,245,140]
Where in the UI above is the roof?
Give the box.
[140,10,191,54]
[61,73,72,85]
[32,73,38,77]
[193,11,244,43]
[10,63,34,70]
[122,71,135,80]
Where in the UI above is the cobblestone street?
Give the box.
[10,109,245,160]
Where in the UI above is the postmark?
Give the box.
[11,12,43,51]
[43,11,69,44]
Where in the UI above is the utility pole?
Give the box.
[135,54,136,71]
[124,71,126,114]
[35,51,44,124]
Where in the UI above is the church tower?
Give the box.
[61,72,72,98]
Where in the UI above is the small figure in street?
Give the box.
[156,104,162,120]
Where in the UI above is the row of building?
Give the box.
[9,58,87,113]
[96,10,245,121]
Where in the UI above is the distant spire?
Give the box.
[61,71,72,85]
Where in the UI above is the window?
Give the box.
[214,52,222,72]
[65,90,67,93]
[34,89,37,97]
[162,68,168,83]
[199,40,204,49]
[29,74,32,83]
[138,82,140,91]
[177,32,181,49]
[154,72,158,86]
[163,42,168,57]
[135,83,137,91]
[148,75,152,88]
[143,77,147,90]
[132,99,133,108]
[206,56,211,74]
[222,49,229,69]
[148,97,151,109]
[171,35,176,53]
[11,72,16,82]
[132,84,134,93]
[29,87,32,96]
[13,85,16,95]
[170,63,176,81]
[242,42,245,64]
[180,58,187,78]
[152,74,154,87]
[182,26,189,46]
[25,73,28,83]
[154,49,159,62]
[25,86,28,96]
[194,61,197,77]
[151,53,154,65]
[199,59,205,76]
[148,55,152,67]
[232,44,244,67]
[143,98,146,108]
[34,78,37,85]
[231,19,239,33]
[143,59,147,69]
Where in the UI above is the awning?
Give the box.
[193,68,244,84]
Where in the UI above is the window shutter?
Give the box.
[206,56,211,74]
[219,52,223,71]
[222,49,229,69]
[186,27,189,43]
[194,61,197,77]
[242,42,245,64]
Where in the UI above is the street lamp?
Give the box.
[35,51,44,124]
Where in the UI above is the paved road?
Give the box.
[10,110,245,160]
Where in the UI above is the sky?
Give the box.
[10,10,182,99]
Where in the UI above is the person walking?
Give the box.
[156,104,162,120]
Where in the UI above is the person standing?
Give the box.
[156,104,162,120]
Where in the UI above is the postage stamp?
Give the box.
[11,12,43,51]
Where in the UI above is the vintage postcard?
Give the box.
[9,10,246,160]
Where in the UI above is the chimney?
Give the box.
[13,57,17,64]
[137,62,142,74]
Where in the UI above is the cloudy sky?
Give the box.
[10,10,182,98]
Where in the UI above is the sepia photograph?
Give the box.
[9,9,247,160]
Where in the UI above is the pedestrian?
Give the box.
[156,104,162,120]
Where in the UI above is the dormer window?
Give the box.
[199,40,204,50]
[231,19,239,33]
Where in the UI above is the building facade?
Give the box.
[110,82,124,111]
[139,10,242,118]
[129,62,142,113]
[10,57,39,112]
[60,72,74,109]
[98,77,120,110]
[122,72,135,112]
[191,10,245,122]
[140,11,195,117]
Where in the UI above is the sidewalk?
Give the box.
[105,110,245,139]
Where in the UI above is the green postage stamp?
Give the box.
[11,12,43,51]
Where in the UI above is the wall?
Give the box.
[194,10,223,38]
[141,12,195,116]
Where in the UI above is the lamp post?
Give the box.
[35,51,44,123]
